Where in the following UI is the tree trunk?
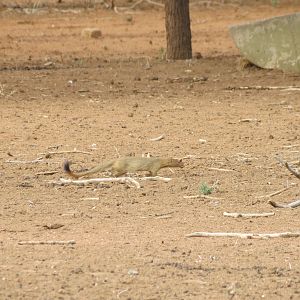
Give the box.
[165,0,192,60]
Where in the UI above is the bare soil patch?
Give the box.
[0,2,300,299]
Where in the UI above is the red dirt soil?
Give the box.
[0,2,300,299]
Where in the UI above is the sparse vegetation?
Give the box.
[199,182,213,195]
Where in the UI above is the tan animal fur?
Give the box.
[64,157,184,178]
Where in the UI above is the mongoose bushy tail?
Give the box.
[64,157,184,178]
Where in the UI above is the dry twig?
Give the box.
[139,176,171,182]
[186,231,300,239]
[183,195,223,200]
[39,150,92,157]
[182,155,202,159]
[18,240,75,245]
[207,167,235,172]
[256,184,297,199]
[52,177,141,188]
[223,212,274,218]
[227,85,300,91]
[190,0,237,7]
[276,156,300,179]
[149,134,165,141]
[5,157,44,164]
[51,175,172,188]
[113,0,163,13]
[36,171,59,176]
[268,199,300,209]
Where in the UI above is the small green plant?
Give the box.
[199,182,213,195]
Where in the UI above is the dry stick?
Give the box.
[190,0,238,7]
[227,85,300,91]
[182,155,202,159]
[53,176,172,188]
[276,156,300,179]
[186,232,300,239]
[115,0,144,11]
[47,144,63,149]
[5,157,44,164]
[207,167,235,172]
[141,211,174,219]
[183,195,223,200]
[36,171,59,176]
[18,240,76,245]
[282,144,299,149]
[268,199,300,209]
[256,184,298,199]
[147,0,164,6]
[140,176,171,182]
[39,150,92,156]
[284,162,300,179]
[115,0,163,11]
[54,177,141,188]
[149,134,165,141]
[223,212,275,218]
[239,118,260,123]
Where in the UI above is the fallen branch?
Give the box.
[190,0,238,7]
[186,231,300,239]
[39,150,92,157]
[268,199,300,209]
[282,144,299,149]
[276,156,300,179]
[283,162,300,179]
[147,0,163,6]
[207,167,235,172]
[183,195,223,200]
[115,0,163,12]
[139,176,171,182]
[5,157,43,164]
[223,212,275,218]
[256,184,297,198]
[51,175,172,188]
[36,170,59,176]
[18,240,75,245]
[226,85,300,91]
[182,155,202,159]
[51,177,141,188]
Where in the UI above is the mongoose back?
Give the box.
[64,157,184,178]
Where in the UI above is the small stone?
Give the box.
[128,113,134,117]
[128,269,139,276]
[81,28,102,39]
[199,139,207,144]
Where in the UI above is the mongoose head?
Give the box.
[172,158,184,168]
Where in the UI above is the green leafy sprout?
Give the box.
[199,182,213,196]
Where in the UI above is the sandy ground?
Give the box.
[0,1,300,299]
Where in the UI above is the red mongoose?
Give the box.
[64,157,184,178]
